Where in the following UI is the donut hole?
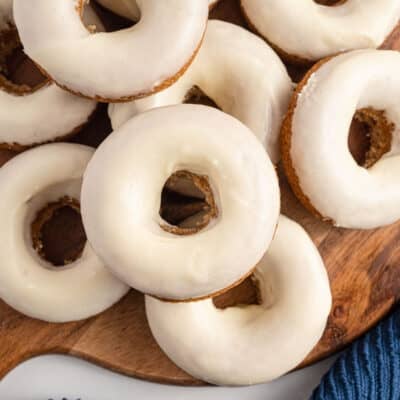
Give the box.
[31,197,87,267]
[213,275,262,309]
[0,29,47,93]
[160,170,218,235]
[349,108,393,168]
[184,86,221,109]
[314,0,344,5]
[88,1,136,32]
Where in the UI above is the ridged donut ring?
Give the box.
[0,143,129,322]
[241,0,400,63]
[81,104,280,301]
[0,0,98,149]
[13,0,209,102]
[281,50,400,229]
[109,20,293,163]
[146,216,332,385]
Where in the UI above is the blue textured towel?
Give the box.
[311,308,400,400]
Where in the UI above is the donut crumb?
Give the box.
[31,197,86,267]
[160,170,218,236]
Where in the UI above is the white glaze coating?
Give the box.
[0,85,97,146]
[146,215,332,386]
[81,105,280,300]
[0,0,98,147]
[241,0,400,61]
[96,0,218,20]
[0,144,129,322]
[290,50,400,229]
[109,21,292,163]
[13,0,208,100]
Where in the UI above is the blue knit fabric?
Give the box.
[311,308,400,400]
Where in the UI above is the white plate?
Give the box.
[0,354,336,400]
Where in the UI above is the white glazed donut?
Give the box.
[281,50,400,229]
[81,104,280,301]
[0,0,97,148]
[241,0,400,62]
[0,143,129,322]
[96,0,219,20]
[13,0,209,101]
[145,215,332,386]
[109,21,293,163]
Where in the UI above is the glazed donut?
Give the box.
[281,50,400,229]
[241,0,400,63]
[145,215,332,386]
[81,104,280,301]
[96,0,219,20]
[0,0,97,149]
[109,20,293,163]
[0,143,129,322]
[13,0,208,102]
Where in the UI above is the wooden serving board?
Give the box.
[1,0,400,386]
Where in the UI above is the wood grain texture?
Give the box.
[1,0,400,386]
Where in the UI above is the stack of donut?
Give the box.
[0,0,399,387]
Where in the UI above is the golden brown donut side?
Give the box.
[280,57,334,221]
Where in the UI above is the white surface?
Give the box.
[0,354,336,399]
